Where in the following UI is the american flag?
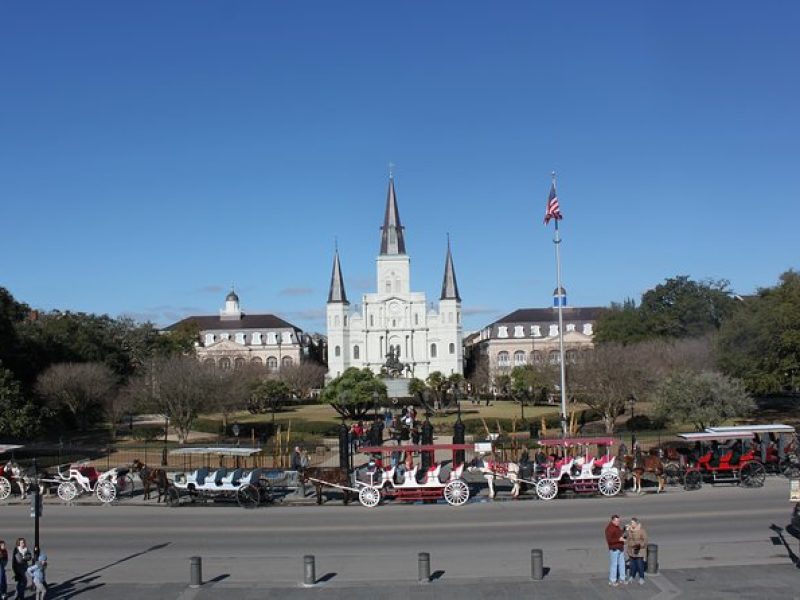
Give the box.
[543,181,562,225]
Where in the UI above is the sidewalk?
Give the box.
[46,563,800,599]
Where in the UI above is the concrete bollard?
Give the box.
[530,548,544,580]
[189,556,202,588]
[303,555,316,586]
[646,543,659,574]
[418,552,431,584]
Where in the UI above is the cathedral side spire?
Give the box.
[327,248,348,304]
[440,235,461,301]
[379,176,407,255]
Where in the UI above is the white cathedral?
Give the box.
[326,176,463,381]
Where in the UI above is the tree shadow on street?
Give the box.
[769,524,799,568]
[48,542,171,598]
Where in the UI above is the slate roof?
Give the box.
[494,306,606,324]
[163,314,299,332]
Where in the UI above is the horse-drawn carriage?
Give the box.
[530,437,624,499]
[670,431,767,490]
[45,462,135,503]
[165,447,272,508]
[706,424,798,478]
[0,445,26,500]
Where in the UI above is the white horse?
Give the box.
[467,455,521,499]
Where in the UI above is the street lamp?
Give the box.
[161,414,169,466]
[232,422,241,447]
[453,384,461,420]
[627,394,636,419]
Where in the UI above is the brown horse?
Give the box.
[624,450,665,494]
[131,459,170,502]
[301,467,352,505]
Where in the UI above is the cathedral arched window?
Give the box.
[353,345,360,359]
[449,343,456,354]
[203,358,215,366]
[334,315,340,326]
[267,356,278,370]
[548,350,560,364]
[370,315,374,327]
[497,352,510,367]
[282,356,293,367]
[219,357,232,370]
[385,281,391,293]
[430,343,437,358]
[334,345,341,357]
[514,351,526,365]
[531,351,543,364]
[344,315,348,326]
[414,313,419,325]
[251,357,263,366]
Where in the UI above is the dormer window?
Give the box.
[251,332,262,345]
[220,332,230,341]
[549,325,558,337]
[514,326,524,338]
[583,323,593,335]
[566,323,576,332]
[531,325,541,337]
[235,332,246,344]
[204,333,215,345]
[498,326,508,338]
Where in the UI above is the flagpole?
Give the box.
[551,173,568,438]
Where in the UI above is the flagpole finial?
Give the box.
[334,236,338,252]
[389,162,395,179]
[551,170,556,183]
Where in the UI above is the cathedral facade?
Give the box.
[326,176,463,381]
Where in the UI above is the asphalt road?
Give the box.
[0,477,797,588]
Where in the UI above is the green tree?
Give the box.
[716,270,800,394]
[0,363,43,439]
[321,368,387,419]
[595,277,736,344]
[510,364,553,404]
[652,370,755,431]
[248,379,291,414]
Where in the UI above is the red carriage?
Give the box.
[706,424,798,478]
[675,431,767,490]
[531,437,624,499]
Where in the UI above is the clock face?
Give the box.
[389,301,403,316]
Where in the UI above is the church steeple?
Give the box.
[379,176,406,255]
[440,236,461,301]
[327,247,348,304]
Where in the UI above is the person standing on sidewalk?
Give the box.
[626,518,648,585]
[605,515,627,586]
[0,539,8,600]
[12,538,31,600]
[25,552,46,600]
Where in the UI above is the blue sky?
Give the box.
[2,2,798,334]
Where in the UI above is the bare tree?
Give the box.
[278,362,327,398]
[131,355,220,443]
[467,354,491,396]
[36,362,117,431]
[568,344,649,434]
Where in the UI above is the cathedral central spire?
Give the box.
[379,176,406,255]
[440,235,461,301]
[327,247,348,304]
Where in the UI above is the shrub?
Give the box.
[131,426,164,442]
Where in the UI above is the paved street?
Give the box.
[0,477,798,598]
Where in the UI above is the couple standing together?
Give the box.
[605,514,648,586]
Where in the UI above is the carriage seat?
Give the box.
[697,452,712,465]
[424,463,442,484]
[221,469,243,486]
[188,468,210,486]
[594,454,612,468]
[239,469,260,486]
[77,466,100,484]
[379,466,395,485]
[203,469,226,486]
[450,463,464,480]
[403,466,418,485]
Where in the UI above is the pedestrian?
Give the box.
[12,537,31,600]
[290,446,302,471]
[25,551,46,600]
[605,515,627,586]
[0,539,8,600]
[626,518,648,585]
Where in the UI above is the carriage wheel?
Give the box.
[166,487,180,507]
[683,470,702,491]
[58,481,78,502]
[535,478,558,501]
[116,474,135,499]
[664,463,682,486]
[0,476,11,501]
[740,462,766,488]
[237,484,260,508]
[444,480,470,506]
[598,472,622,497]
[358,485,381,508]
[96,480,117,503]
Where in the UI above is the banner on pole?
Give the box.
[790,478,800,502]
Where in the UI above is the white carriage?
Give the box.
[532,437,623,500]
[46,463,135,504]
[0,445,25,500]
[166,447,269,508]
[351,443,474,508]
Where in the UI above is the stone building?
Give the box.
[465,287,604,381]
[326,175,463,380]
[164,290,320,370]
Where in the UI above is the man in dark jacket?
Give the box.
[605,515,627,586]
